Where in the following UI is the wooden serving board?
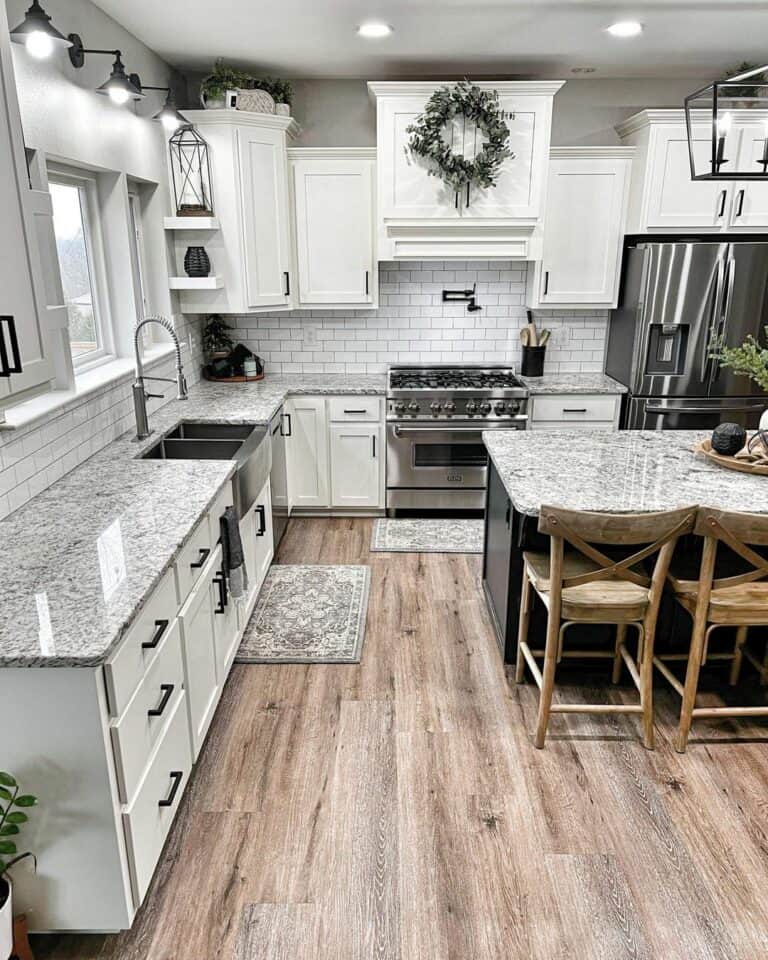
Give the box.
[203,372,264,383]
[694,438,768,476]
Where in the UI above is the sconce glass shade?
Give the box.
[10,0,72,59]
[96,54,144,104]
[169,124,214,217]
[153,92,187,133]
[684,65,768,180]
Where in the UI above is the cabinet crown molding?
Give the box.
[550,145,636,159]
[616,107,768,138]
[367,80,566,99]
[287,147,376,160]
[179,110,302,139]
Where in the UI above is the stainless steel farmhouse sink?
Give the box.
[140,421,271,515]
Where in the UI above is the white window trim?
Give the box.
[48,164,115,372]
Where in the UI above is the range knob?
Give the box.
[430,401,442,415]
[393,400,406,414]
[507,399,521,414]
[478,401,492,415]
[493,401,506,415]
[443,400,456,414]
[466,400,478,415]
[407,401,420,414]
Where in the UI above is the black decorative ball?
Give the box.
[711,422,747,456]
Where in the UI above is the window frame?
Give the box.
[47,165,115,372]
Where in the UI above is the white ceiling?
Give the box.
[91,0,768,80]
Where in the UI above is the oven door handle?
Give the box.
[392,419,527,436]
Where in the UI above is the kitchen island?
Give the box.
[481,429,768,661]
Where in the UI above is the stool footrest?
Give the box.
[550,703,644,715]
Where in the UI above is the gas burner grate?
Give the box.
[389,368,522,391]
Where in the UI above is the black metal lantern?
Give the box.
[684,64,768,180]
[169,124,214,217]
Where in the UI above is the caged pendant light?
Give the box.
[169,124,214,217]
[684,63,768,180]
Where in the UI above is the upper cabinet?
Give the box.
[368,81,564,261]
[168,110,300,314]
[0,5,55,413]
[527,146,634,309]
[288,148,377,309]
[617,109,768,232]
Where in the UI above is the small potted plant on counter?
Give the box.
[0,773,37,960]
[202,313,235,361]
[713,326,768,429]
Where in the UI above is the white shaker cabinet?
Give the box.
[285,396,330,508]
[617,109,768,233]
[527,147,633,309]
[169,111,299,314]
[329,422,383,509]
[289,148,377,308]
[238,476,275,621]
[0,4,54,411]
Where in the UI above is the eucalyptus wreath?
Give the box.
[406,81,513,198]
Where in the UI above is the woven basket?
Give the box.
[236,89,275,114]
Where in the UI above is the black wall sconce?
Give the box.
[10,0,71,59]
[68,35,144,104]
[442,283,482,312]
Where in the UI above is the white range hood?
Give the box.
[368,80,564,261]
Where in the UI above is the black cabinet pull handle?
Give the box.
[158,770,183,808]
[282,412,292,437]
[148,683,175,718]
[372,434,376,458]
[365,270,369,296]
[717,189,727,218]
[142,619,169,650]
[466,181,471,208]
[212,572,227,613]
[736,188,745,217]
[284,271,290,296]
[562,408,588,413]
[255,504,266,536]
[343,408,367,414]
[543,271,549,295]
[190,547,210,569]
[0,317,22,378]
[505,500,511,527]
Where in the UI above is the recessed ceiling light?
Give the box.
[606,20,643,38]
[357,22,393,39]
[571,67,597,74]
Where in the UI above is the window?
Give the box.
[49,171,110,367]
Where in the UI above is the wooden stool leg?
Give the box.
[730,626,748,687]
[612,623,627,684]
[760,640,768,686]
[638,623,655,750]
[676,617,708,753]
[13,914,35,960]
[534,608,560,749]
[516,566,532,684]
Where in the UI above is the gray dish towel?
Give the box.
[220,505,249,601]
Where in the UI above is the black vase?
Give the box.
[184,246,210,278]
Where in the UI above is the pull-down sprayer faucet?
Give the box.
[132,316,188,440]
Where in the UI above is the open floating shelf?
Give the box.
[163,217,220,230]
[168,276,224,290]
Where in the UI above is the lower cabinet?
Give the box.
[527,393,621,431]
[285,395,385,511]
[239,476,275,619]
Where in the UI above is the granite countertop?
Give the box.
[484,429,768,517]
[520,373,627,395]
[0,374,386,668]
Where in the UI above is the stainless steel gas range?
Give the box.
[386,363,529,513]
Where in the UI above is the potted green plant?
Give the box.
[202,314,234,359]
[260,77,293,116]
[199,59,254,109]
[0,773,37,960]
[713,326,768,428]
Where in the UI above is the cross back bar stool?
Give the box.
[655,506,768,753]
[516,504,697,749]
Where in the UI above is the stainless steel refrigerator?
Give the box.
[606,241,768,429]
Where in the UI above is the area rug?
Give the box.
[235,565,370,663]
[370,518,484,554]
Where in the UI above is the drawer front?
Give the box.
[208,480,235,549]
[111,618,186,804]
[105,567,179,717]
[175,516,215,603]
[530,394,618,423]
[530,421,617,432]
[327,396,381,422]
[122,692,192,905]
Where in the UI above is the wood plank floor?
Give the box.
[33,518,768,960]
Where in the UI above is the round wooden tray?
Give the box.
[694,438,768,476]
[203,372,264,383]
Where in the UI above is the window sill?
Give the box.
[0,344,181,432]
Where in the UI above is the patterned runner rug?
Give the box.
[236,565,370,663]
[370,518,484,554]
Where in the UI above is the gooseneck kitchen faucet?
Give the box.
[132,316,188,440]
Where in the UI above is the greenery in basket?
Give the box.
[711,326,768,390]
[259,76,292,106]
[202,314,234,356]
[0,772,38,887]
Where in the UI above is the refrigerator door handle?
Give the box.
[646,400,766,416]
[711,256,736,388]
[700,258,725,384]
